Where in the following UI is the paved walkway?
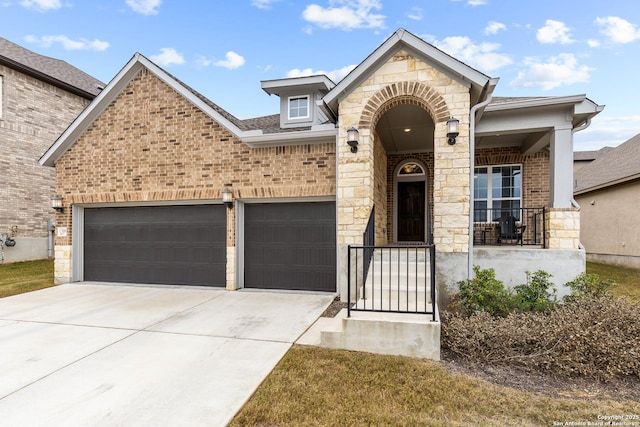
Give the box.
[0,283,333,426]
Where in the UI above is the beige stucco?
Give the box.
[575,180,640,268]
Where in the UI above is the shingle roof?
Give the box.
[0,36,104,98]
[573,146,614,162]
[574,134,640,193]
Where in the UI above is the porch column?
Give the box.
[549,125,573,208]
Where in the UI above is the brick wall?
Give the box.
[54,68,336,247]
[475,147,550,209]
[0,64,91,240]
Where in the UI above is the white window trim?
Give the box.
[474,163,522,223]
[287,95,310,120]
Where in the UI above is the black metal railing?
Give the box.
[347,245,436,322]
[362,206,375,285]
[473,207,546,247]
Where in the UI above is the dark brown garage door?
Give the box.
[84,205,226,286]
[244,202,336,292]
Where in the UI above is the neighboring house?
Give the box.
[574,134,640,269]
[0,37,103,262]
[573,146,613,174]
[40,29,602,359]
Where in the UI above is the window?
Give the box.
[474,165,521,222]
[288,96,309,119]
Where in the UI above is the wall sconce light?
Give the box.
[222,188,234,209]
[346,127,359,153]
[51,195,64,213]
[446,117,459,145]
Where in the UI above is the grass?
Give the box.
[230,346,639,427]
[0,259,55,298]
[587,261,640,302]
[232,262,640,426]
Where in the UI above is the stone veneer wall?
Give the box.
[337,50,471,253]
[54,68,336,284]
[0,63,91,261]
[373,134,388,244]
[546,208,580,249]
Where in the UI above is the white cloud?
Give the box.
[126,0,161,15]
[214,51,246,70]
[510,54,593,90]
[536,19,575,44]
[286,64,356,82]
[302,0,385,30]
[484,21,506,35]
[24,34,109,51]
[252,0,278,9]
[595,16,640,44]
[587,39,601,48]
[467,0,487,5]
[20,0,61,11]
[407,7,423,21]
[434,36,512,72]
[149,48,185,66]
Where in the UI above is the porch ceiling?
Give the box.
[376,104,435,153]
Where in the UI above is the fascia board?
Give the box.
[40,53,146,166]
[485,95,588,112]
[137,55,244,140]
[323,29,490,114]
[574,174,640,196]
[40,53,246,166]
[241,128,337,148]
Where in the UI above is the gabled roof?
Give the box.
[40,53,336,166]
[574,133,640,194]
[322,28,494,118]
[0,36,104,99]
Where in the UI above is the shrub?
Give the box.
[513,270,557,313]
[441,296,640,381]
[451,265,513,317]
[563,272,616,302]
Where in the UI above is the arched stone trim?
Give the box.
[358,82,450,129]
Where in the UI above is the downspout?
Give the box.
[570,118,592,251]
[468,79,499,280]
[47,219,55,259]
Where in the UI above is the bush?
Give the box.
[563,272,616,302]
[513,270,557,313]
[451,265,514,317]
[441,296,640,381]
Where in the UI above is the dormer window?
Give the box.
[288,95,309,120]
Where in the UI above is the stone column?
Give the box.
[546,208,580,249]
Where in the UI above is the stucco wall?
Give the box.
[576,180,640,268]
[0,64,90,260]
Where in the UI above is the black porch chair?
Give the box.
[496,215,526,245]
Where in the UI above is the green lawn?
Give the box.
[0,259,55,298]
[587,261,640,302]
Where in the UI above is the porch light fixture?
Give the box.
[51,195,64,213]
[446,117,460,145]
[346,127,359,153]
[222,188,234,209]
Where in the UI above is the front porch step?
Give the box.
[320,309,441,360]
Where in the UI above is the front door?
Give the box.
[397,181,425,241]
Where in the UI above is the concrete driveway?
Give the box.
[0,283,333,426]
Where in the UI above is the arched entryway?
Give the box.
[394,159,430,242]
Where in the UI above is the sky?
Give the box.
[1,0,640,151]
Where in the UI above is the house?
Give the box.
[574,134,640,269]
[40,29,603,359]
[0,37,103,262]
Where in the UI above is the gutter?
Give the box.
[468,78,499,280]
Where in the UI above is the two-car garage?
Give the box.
[81,201,336,292]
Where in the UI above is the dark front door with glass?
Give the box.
[397,181,425,241]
